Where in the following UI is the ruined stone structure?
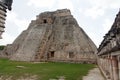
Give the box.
[0,0,13,38]
[98,10,120,80]
[2,9,97,63]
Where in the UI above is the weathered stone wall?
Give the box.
[53,9,71,17]
[10,24,51,61]
[97,10,120,80]
[2,9,97,63]
[48,51,96,63]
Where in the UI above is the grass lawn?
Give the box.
[0,58,95,80]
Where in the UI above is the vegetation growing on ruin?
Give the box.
[0,45,5,50]
[0,58,95,80]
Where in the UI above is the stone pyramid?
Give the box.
[3,9,97,63]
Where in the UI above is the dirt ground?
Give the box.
[0,75,37,80]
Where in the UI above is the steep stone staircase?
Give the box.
[35,25,53,61]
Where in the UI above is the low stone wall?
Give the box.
[46,58,96,64]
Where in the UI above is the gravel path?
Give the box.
[83,68,105,80]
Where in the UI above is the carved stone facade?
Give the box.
[1,9,97,63]
[0,0,13,38]
[98,10,120,80]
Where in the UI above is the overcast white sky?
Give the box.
[0,0,120,47]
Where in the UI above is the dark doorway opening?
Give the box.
[5,52,8,56]
[69,52,74,58]
[43,19,47,23]
[50,51,54,58]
